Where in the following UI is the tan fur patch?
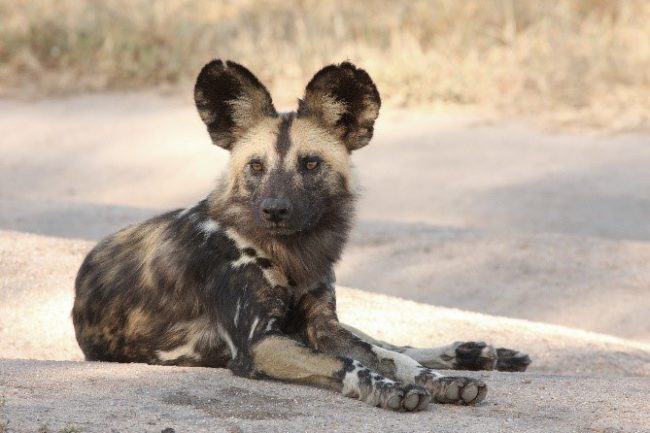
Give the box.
[359,95,380,123]
[228,88,273,133]
[90,222,170,293]
[287,118,352,188]
[263,266,289,287]
[225,228,289,287]
[137,223,170,288]
[311,93,347,126]
[125,306,152,336]
[252,336,343,382]
[224,227,256,250]
[227,117,282,194]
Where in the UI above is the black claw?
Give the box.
[495,348,532,372]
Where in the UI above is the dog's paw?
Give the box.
[416,372,487,405]
[451,342,531,372]
[452,341,497,371]
[495,348,532,372]
[375,383,431,412]
[342,361,431,411]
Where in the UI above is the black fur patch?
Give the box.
[334,357,356,380]
[242,248,257,257]
[275,113,295,157]
[256,257,274,269]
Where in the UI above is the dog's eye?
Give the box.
[305,160,319,171]
[250,161,264,173]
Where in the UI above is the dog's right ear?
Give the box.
[194,60,278,150]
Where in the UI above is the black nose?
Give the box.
[261,198,292,222]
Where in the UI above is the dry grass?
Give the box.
[1,0,649,128]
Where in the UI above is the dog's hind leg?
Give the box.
[247,334,430,411]
[340,324,531,372]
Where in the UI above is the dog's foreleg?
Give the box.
[248,334,430,411]
[310,323,487,405]
[299,289,487,405]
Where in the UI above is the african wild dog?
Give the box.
[73,60,530,411]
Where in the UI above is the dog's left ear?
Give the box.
[298,62,381,151]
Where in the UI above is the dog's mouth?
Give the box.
[263,223,301,236]
[254,212,321,237]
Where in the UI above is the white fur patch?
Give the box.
[341,360,365,397]
[198,218,220,236]
[217,323,238,358]
[342,360,396,403]
[157,331,202,362]
[249,316,260,341]
[233,299,241,325]
[372,346,443,382]
[231,255,256,268]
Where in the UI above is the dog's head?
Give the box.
[195,60,380,237]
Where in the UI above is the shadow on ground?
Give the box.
[1,359,648,433]
[0,197,160,240]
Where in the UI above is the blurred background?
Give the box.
[2,0,650,127]
[1,0,649,362]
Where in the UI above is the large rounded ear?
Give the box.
[194,60,278,150]
[297,62,381,151]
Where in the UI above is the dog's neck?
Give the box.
[207,188,355,289]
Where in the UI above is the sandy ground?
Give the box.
[2,360,649,433]
[1,93,649,432]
